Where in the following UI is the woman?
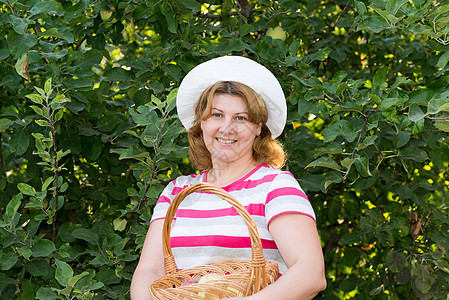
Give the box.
[131,56,326,299]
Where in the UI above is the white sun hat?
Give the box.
[176,56,287,138]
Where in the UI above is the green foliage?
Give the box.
[1,0,449,299]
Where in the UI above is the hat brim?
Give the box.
[176,56,287,138]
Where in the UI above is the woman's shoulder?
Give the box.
[256,164,296,179]
[168,170,207,187]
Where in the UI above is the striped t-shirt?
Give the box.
[150,164,316,274]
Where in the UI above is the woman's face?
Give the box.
[200,93,261,166]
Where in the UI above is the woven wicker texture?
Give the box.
[149,182,279,299]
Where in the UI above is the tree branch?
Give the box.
[0,133,3,172]
[331,0,351,28]
[351,112,371,159]
[194,11,239,19]
[76,35,87,50]
[6,0,15,14]
[193,0,254,22]
[425,116,449,120]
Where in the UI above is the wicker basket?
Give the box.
[150,182,279,299]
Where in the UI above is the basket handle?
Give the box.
[162,182,267,276]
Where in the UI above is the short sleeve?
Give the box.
[264,171,316,224]
[150,180,175,223]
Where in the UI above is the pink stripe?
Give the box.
[267,211,316,225]
[171,185,190,195]
[266,187,309,204]
[280,171,295,177]
[150,217,164,224]
[157,195,171,204]
[225,174,278,192]
[176,203,265,218]
[171,235,278,249]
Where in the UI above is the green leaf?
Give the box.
[9,15,30,35]
[308,47,331,62]
[354,0,366,14]
[18,183,36,196]
[373,66,388,88]
[399,148,429,162]
[332,70,348,83]
[357,15,389,33]
[30,105,45,117]
[54,109,64,121]
[0,48,10,60]
[165,8,176,34]
[324,171,343,191]
[36,287,59,300]
[35,119,50,127]
[437,102,449,113]
[32,239,56,257]
[0,273,17,287]
[427,99,447,114]
[7,33,37,58]
[113,218,127,232]
[104,67,132,81]
[306,157,342,171]
[436,50,449,69]
[336,82,348,95]
[299,174,323,192]
[129,105,157,126]
[96,114,119,133]
[0,252,18,270]
[393,131,411,148]
[362,135,377,146]
[408,24,433,36]
[10,127,30,155]
[71,228,100,245]
[24,259,50,280]
[386,249,406,273]
[385,0,409,15]
[17,246,33,260]
[395,268,411,285]
[30,1,64,17]
[26,94,44,104]
[89,255,109,266]
[323,120,358,143]
[181,0,201,12]
[341,158,355,170]
[55,259,73,287]
[434,120,449,132]
[390,77,410,90]
[4,193,22,223]
[408,104,426,122]
[41,48,69,59]
[68,271,89,287]
[354,154,372,177]
[412,263,436,294]
[15,53,30,80]
[0,118,14,132]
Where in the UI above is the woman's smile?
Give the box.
[216,137,237,144]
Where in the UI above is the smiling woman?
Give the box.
[200,92,261,173]
[130,56,326,299]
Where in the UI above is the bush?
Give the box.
[1,0,448,298]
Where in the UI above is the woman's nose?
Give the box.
[218,118,235,133]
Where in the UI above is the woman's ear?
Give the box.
[256,122,262,136]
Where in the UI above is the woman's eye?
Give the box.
[212,113,222,118]
[236,116,246,121]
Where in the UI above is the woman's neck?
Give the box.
[207,159,258,187]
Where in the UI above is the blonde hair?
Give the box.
[187,81,285,170]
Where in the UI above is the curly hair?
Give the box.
[187,81,286,170]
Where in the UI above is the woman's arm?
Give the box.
[130,219,166,300]
[243,213,326,299]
